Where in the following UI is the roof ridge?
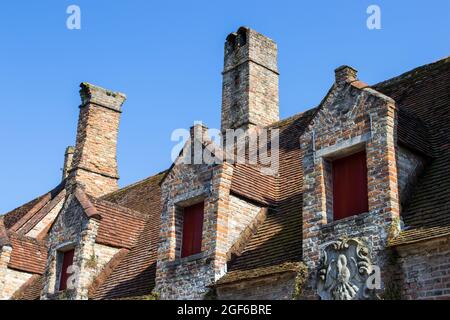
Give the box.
[268,106,317,129]
[6,230,47,247]
[74,187,101,220]
[373,55,450,89]
[2,180,65,230]
[102,170,167,199]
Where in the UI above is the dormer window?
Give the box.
[58,248,75,291]
[181,202,204,258]
[332,150,369,220]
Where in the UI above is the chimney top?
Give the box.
[190,122,209,141]
[65,146,75,155]
[62,146,75,180]
[79,82,126,112]
[335,65,358,84]
[69,82,126,197]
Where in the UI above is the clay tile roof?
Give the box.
[231,164,277,205]
[102,171,166,216]
[89,217,159,299]
[388,226,450,247]
[19,189,66,236]
[397,108,433,156]
[89,171,164,299]
[12,275,44,300]
[216,262,305,286]
[374,56,450,242]
[7,232,47,274]
[92,198,147,249]
[223,109,316,279]
[74,187,101,220]
[2,181,65,231]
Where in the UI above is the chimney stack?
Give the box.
[68,83,126,197]
[221,27,279,132]
[62,146,75,180]
[335,65,358,84]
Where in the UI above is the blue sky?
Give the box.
[0,0,449,213]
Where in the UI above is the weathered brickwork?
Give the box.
[221,27,279,132]
[156,140,235,299]
[300,67,401,299]
[217,273,297,300]
[392,237,450,299]
[42,195,89,299]
[68,83,126,198]
[2,28,448,301]
[41,194,118,300]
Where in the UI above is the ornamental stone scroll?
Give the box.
[317,238,378,300]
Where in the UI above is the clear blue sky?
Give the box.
[1,1,449,213]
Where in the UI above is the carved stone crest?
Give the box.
[317,238,376,300]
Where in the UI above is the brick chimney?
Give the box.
[334,65,358,84]
[68,83,126,197]
[62,146,75,180]
[221,27,279,132]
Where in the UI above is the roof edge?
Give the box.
[214,261,306,287]
[74,187,102,220]
[373,55,450,89]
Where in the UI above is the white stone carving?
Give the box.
[317,238,376,300]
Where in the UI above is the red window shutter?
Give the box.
[332,150,369,220]
[59,249,75,291]
[181,202,204,258]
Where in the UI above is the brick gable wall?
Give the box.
[300,67,401,299]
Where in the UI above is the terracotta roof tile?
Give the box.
[12,275,43,300]
[2,182,65,233]
[92,198,147,249]
[7,232,47,274]
[375,56,450,243]
[216,262,305,285]
[224,109,316,276]
[89,172,164,299]
[389,226,450,247]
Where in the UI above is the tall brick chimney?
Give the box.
[221,27,279,132]
[68,83,126,197]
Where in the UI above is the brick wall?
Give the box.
[300,67,401,299]
[393,237,450,299]
[156,158,233,299]
[41,194,118,300]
